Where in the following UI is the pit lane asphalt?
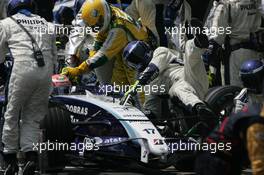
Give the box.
[0,164,253,175]
[42,166,195,175]
[40,166,252,175]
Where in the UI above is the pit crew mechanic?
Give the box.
[0,0,56,174]
[124,0,203,114]
[126,0,192,48]
[166,0,191,53]
[32,0,55,22]
[54,6,74,25]
[204,0,264,86]
[125,0,170,47]
[65,0,114,83]
[62,0,150,87]
[65,0,89,67]
[0,0,8,19]
[195,60,264,175]
[233,60,264,113]
[55,6,75,55]
[122,22,216,131]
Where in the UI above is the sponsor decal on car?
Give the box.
[153,139,164,145]
[65,104,88,115]
[143,128,156,134]
[94,137,128,145]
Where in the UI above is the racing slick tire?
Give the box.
[39,103,74,173]
[205,85,242,119]
[171,86,241,172]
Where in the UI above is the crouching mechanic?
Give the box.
[234,59,264,113]
[195,60,264,175]
[0,0,56,174]
[121,30,216,132]
[62,0,150,87]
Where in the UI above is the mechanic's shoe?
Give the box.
[25,152,37,163]
[194,103,217,131]
[194,103,215,117]
[3,153,18,175]
[23,151,37,175]
[23,161,36,175]
[143,110,158,120]
[189,18,209,48]
[4,163,18,175]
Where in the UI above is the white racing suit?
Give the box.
[125,0,170,46]
[207,0,263,87]
[144,39,209,117]
[261,0,264,15]
[167,0,191,52]
[126,0,191,49]
[66,12,92,59]
[0,0,7,19]
[0,13,56,153]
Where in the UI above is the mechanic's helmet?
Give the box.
[122,41,153,72]
[55,6,74,25]
[51,74,72,95]
[239,59,264,94]
[74,0,86,16]
[81,0,111,32]
[7,0,33,16]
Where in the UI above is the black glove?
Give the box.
[138,63,159,85]
[250,30,264,52]
[0,63,7,86]
[164,0,183,27]
[202,40,222,68]
[186,18,209,48]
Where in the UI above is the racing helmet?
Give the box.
[51,74,72,95]
[74,0,86,16]
[122,41,153,72]
[7,0,33,16]
[239,59,264,94]
[81,0,111,32]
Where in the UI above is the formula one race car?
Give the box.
[35,74,242,173]
[0,72,242,173]
[40,75,170,173]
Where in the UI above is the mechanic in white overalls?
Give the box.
[126,0,170,46]
[0,0,7,19]
[65,0,116,84]
[0,0,56,174]
[126,0,191,50]
[203,0,263,87]
[122,20,215,133]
